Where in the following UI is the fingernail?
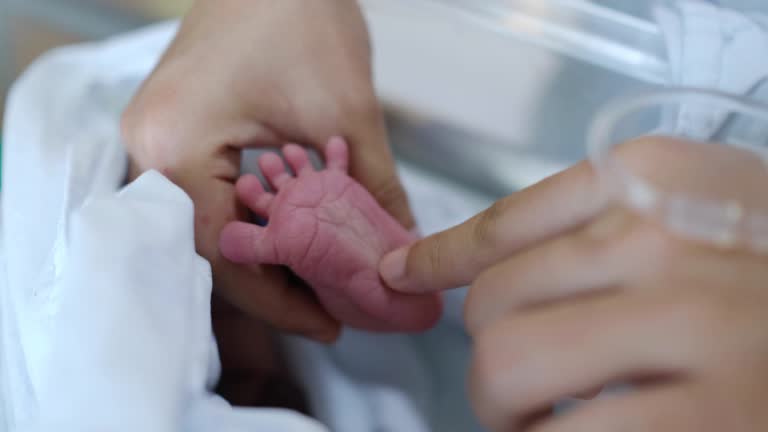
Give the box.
[380,247,408,290]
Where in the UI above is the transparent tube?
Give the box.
[588,89,768,253]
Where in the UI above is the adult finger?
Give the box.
[380,161,606,294]
[342,99,415,229]
[469,294,703,431]
[465,210,668,334]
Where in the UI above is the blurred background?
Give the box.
[0,0,766,140]
[0,0,193,130]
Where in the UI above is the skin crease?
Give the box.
[380,137,768,431]
[219,139,442,332]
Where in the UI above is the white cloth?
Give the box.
[655,0,768,140]
[23,172,328,432]
[0,22,491,432]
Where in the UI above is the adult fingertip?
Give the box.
[379,247,412,292]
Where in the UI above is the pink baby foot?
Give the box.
[219,138,442,332]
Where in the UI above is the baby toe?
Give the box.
[283,144,314,176]
[325,137,350,173]
[259,152,294,191]
[236,175,274,217]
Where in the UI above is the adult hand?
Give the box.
[122,0,413,342]
[380,138,768,431]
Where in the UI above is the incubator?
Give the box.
[2,1,768,432]
[371,0,768,250]
[365,0,667,197]
[589,90,768,253]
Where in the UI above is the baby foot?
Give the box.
[219,138,442,332]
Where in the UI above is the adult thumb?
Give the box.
[343,105,415,229]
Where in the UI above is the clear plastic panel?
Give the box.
[363,0,669,196]
[416,0,668,83]
[589,89,768,253]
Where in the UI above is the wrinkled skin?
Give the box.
[220,139,442,332]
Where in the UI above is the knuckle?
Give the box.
[402,233,444,287]
[614,136,694,184]
[472,200,507,249]
[575,227,618,260]
[582,211,678,274]
[407,232,446,282]
[427,233,444,275]
[579,233,610,257]
[622,219,680,273]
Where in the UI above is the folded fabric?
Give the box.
[655,0,768,139]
